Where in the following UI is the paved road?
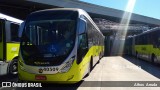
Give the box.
[0,56,160,90]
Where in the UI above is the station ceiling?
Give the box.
[0,0,160,36]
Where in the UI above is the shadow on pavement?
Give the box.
[123,55,160,79]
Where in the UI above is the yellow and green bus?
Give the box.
[134,27,160,64]
[125,27,160,64]
[0,13,23,75]
[18,8,105,83]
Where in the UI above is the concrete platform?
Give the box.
[78,56,160,90]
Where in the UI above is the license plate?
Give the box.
[35,75,47,80]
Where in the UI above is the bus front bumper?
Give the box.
[18,64,82,84]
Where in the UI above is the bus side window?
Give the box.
[77,34,88,64]
[80,34,88,50]
[0,21,2,42]
[10,23,20,42]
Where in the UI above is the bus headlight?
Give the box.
[60,56,75,73]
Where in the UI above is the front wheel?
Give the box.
[8,59,18,75]
[152,55,158,64]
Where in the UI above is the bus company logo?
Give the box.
[39,68,43,73]
[2,82,11,87]
[2,82,42,87]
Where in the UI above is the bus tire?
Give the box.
[8,59,18,75]
[97,54,101,64]
[90,57,93,71]
[151,54,157,64]
[136,52,139,59]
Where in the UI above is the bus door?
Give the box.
[0,19,4,62]
[5,21,20,62]
[77,33,88,64]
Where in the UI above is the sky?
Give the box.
[80,0,160,20]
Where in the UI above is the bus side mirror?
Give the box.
[78,19,87,35]
[18,21,25,38]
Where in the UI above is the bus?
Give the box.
[18,8,105,83]
[134,27,160,64]
[125,27,160,64]
[0,13,23,75]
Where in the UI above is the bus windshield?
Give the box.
[20,11,77,66]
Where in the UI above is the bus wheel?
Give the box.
[136,52,139,59]
[9,59,18,75]
[152,55,157,64]
[90,57,93,71]
[97,54,101,64]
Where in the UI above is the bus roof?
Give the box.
[134,27,160,37]
[0,13,23,24]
